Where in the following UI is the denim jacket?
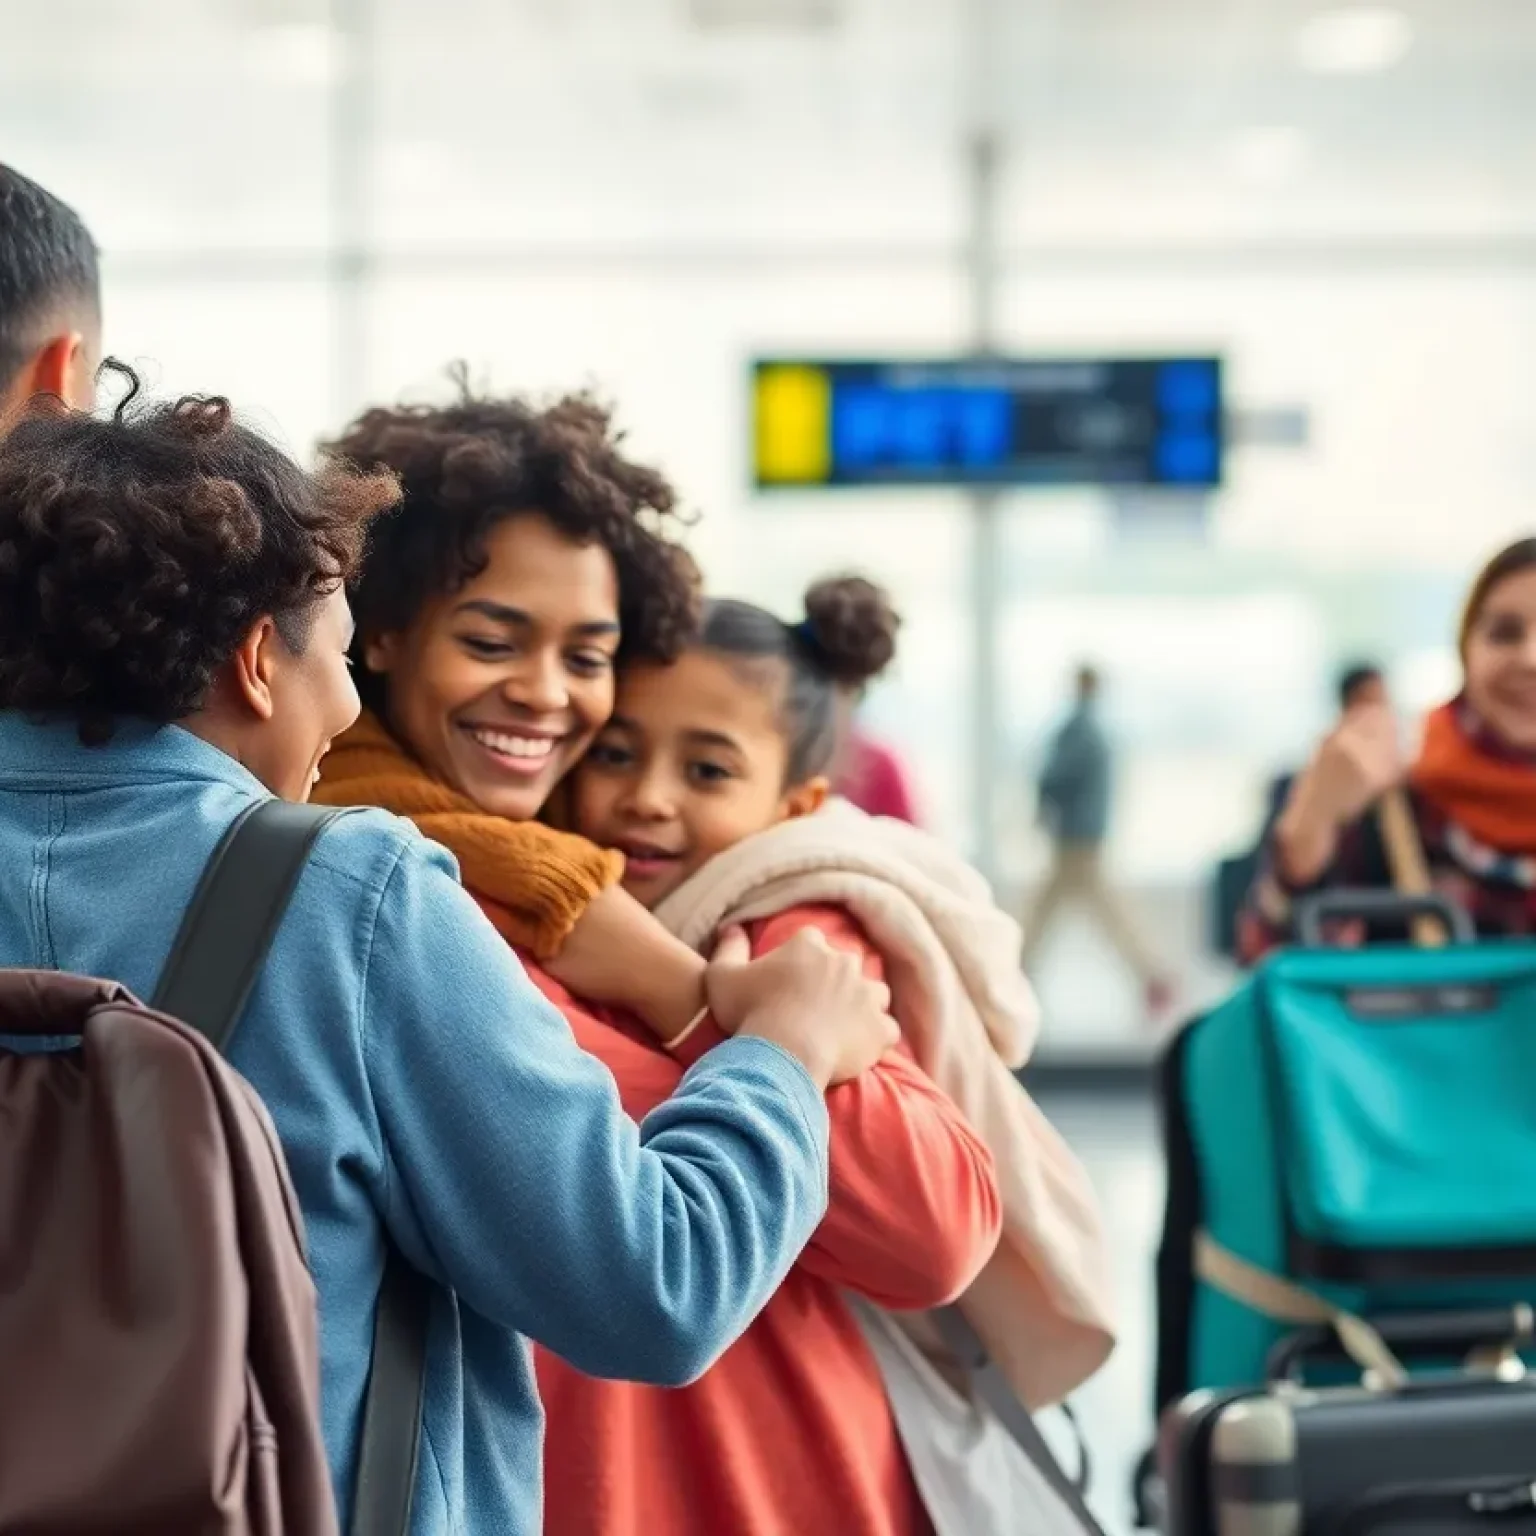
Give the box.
[0,714,829,1535]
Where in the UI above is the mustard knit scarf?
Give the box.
[313,710,622,958]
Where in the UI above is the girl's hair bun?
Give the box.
[799,574,900,689]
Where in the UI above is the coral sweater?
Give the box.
[528,904,1003,1536]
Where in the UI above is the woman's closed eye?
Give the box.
[460,634,516,659]
[458,634,612,674]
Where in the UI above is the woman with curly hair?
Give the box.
[312,390,719,1031]
[0,372,897,1536]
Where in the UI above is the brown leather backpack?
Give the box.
[0,801,427,1536]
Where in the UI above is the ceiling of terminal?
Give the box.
[4,1,1532,254]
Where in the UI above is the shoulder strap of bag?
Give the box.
[933,1307,1107,1535]
[154,799,429,1536]
[1191,1230,1408,1387]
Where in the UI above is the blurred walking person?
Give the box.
[1023,665,1173,1016]
[837,717,922,825]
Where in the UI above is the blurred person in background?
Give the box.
[836,710,923,824]
[824,581,922,824]
[1212,661,1389,962]
[1024,664,1174,1017]
[0,163,100,419]
[1241,540,1536,959]
[1259,661,1388,844]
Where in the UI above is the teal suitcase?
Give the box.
[1154,890,1536,1414]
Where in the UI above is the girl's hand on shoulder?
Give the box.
[706,926,897,1090]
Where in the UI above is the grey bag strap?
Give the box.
[154,799,429,1536]
[933,1307,1106,1535]
[155,801,344,1047]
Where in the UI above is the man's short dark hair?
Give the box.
[1337,662,1383,709]
[0,164,100,391]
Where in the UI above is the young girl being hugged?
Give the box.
[540,577,1116,1536]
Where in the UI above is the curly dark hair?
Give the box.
[324,387,700,696]
[0,363,400,745]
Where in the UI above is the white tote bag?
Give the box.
[851,1301,1105,1536]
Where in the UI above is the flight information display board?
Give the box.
[751,356,1224,490]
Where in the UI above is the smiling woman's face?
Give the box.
[363,512,622,821]
[1464,564,1536,754]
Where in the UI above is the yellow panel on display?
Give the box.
[754,364,831,485]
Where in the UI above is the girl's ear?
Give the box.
[779,775,829,822]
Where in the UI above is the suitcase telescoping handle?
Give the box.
[1293,888,1474,950]
[1266,1303,1535,1384]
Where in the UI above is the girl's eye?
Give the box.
[568,650,615,677]
[1486,618,1527,646]
[587,741,633,769]
[688,760,732,785]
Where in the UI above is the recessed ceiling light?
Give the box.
[1226,125,1308,183]
[1295,6,1414,75]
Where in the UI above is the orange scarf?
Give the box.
[1410,702,1536,857]
[313,710,622,957]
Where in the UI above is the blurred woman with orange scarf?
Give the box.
[1242,538,1536,958]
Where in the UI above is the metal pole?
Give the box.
[966,130,1003,881]
[328,0,374,427]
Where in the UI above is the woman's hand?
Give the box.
[544,884,706,1042]
[1311,703,1403,824]
[1276,703,1403,886]
[706,926,898,1091]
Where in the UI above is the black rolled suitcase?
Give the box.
[1158,1311,1536,1536]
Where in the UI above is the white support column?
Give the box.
[966,128,1004,879]
[328,0,376,426]
[964,0,1005,880]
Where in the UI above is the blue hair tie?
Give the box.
[791,619,825,661]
